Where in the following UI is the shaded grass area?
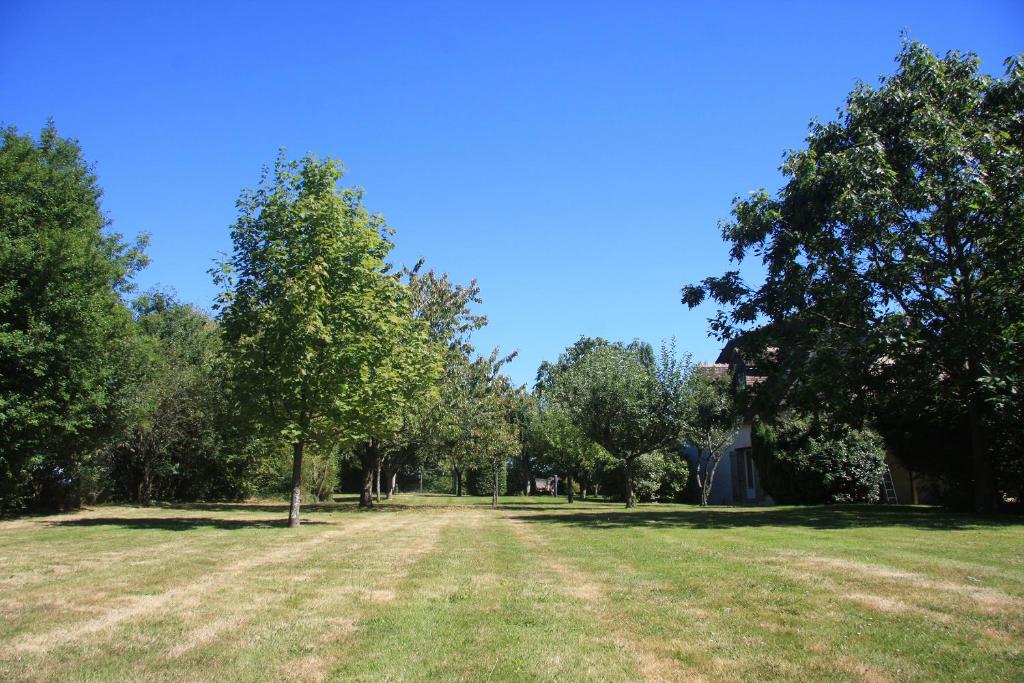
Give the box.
[0,496,1021,681]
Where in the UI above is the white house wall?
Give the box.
[682,422,755,505]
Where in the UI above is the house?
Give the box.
[532,476,558,495]
[680,347,769,505]
[686,340,929,505]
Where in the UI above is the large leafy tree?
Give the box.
[549,338,688,508]
[683,42,1024,513]
[0,123,146,510]
[215,152,412,526]
[343,289,439,509]
[423,347,517,499]
[358,263,485,507]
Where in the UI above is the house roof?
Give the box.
[695,363,731,379]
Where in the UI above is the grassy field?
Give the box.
[1,496,1021,682]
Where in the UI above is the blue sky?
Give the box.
[2,1,1021,386]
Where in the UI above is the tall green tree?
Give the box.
[549,338,688,508]
[683,42,1024,512]
[423,347,517,500]
[0,123,146,510]
[358,263,485,507]
[348,306,439,509]
[214,152,411,526]
[469,358,524,509]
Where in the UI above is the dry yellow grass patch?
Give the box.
[9,527,347,655]
[843,592,955,624]
[777,552,1023,620]
[272,509,456,680]
[834,655,893,683]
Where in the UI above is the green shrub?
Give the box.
[753,416,886,504]
[602,450,690,502]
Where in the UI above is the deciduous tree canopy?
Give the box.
[0,123,146,510]
[683,41,1024,512]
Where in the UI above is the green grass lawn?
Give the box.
[1,496,1021,682]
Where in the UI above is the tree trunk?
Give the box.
[624,458,636,508]
[374,458,382,503]
[492,463,499,508]
[566,475,574,503]
[288,441,304,527]
[969,394,997,514]
[360,462,374,508]
[521,449,532,497]
[359,441,375,508]
[419,466,423,493]
[454,467,462,496]
[387,471,397,499]
[699,462,710,506]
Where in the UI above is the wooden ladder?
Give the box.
[881,467,899,504]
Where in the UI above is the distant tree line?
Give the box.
[3,41,1018,516]
[0,127,528,517]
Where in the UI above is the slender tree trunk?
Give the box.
[454,467,462,496]
[374,459,381,503]
[624,457,636,508]
[387,471,397,499]
[288,441,304,527]
[969,394,997,514]
[566,475,574,503]
[698,459,711,506]
[492,463,499,508]
[419,465,423,493]
[521,448,532,497]
[706,454,722,506]
[141,460,153,507]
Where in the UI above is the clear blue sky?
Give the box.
[3,2,1021,386]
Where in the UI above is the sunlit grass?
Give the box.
[1,496,1020,681]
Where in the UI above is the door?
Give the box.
[735,448,756,501]
[744,450,756,500]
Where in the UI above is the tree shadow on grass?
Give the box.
[511,505,1024,531]
[48,516,329,531]
[497,501,622,512]
[167,501,416,514]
